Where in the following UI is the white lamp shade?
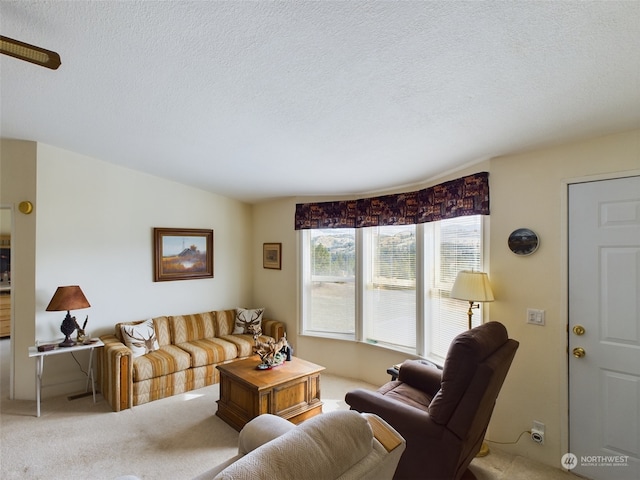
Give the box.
[451,271,494,302]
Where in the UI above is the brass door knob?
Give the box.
[18,201,33,214]
[573,347,586,358]
[573,325,585,336]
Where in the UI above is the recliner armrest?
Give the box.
[346,389,443,438]
[398,360,442,396]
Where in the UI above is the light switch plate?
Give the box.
[527,308,545,325]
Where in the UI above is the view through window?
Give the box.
[301,215,483,359]
[305,228,356,335]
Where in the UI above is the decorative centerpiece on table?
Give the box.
[75,315,89,343]
[252,327,289,370]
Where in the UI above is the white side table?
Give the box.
[28,339,105,417]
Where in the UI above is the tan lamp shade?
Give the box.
[451,271,494,303]
[46,285,91,312]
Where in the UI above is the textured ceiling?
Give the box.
[1,1,639,203]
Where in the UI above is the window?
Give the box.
[300,215,484,360]
[363,225,416,351]
[424,215,482,360]
[302,228,356,336]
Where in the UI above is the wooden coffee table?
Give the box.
[216,356,325,431]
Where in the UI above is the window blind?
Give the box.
[426,216,482,359]
[364,225,417,349]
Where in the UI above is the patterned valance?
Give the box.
[295,172,489,230]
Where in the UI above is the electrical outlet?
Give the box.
[531,421,545,444]
[527,308,545,326]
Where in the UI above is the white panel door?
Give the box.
[568,175,640,479]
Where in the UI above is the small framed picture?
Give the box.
[263,243,282,270]
[154,228,214,281]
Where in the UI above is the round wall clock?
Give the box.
[508,228,539,256]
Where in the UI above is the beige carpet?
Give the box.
[0,339,571,479]
[1,382,239,479]
[0,361,383,479]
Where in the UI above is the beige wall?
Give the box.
[252,129,640,469]
[0,140,38,399]
[2,141,254,399]
[251,198,298,324]
[488,129,640,466]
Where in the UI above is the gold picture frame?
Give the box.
[154,228,214,281]
[263,243,282,270]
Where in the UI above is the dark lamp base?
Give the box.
[59,335,76,348]
[59,311,78,347]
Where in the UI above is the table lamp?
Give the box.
[450,270,494,330]
[46,285,90,347]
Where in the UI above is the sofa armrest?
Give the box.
[363,413,405,453]
[192,415,294,480]
[98,334,133,412]
[260,319,286,340]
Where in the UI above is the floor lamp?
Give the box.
[451,270,494,330]
[450,270,495,456]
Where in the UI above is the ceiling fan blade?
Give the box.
[0,35,61,70]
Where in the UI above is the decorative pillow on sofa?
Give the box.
[121,319,160,358]
[235,308,264,334]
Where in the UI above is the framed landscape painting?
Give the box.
[154,228,214,281]
[263,242,282,270]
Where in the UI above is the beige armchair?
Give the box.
[345,321,519,480]
[194,410,406,480]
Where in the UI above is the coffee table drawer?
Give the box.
[271,373,321,419]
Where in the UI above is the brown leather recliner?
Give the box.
[345,321,519,480]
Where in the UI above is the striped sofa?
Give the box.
[98,309,285,412]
